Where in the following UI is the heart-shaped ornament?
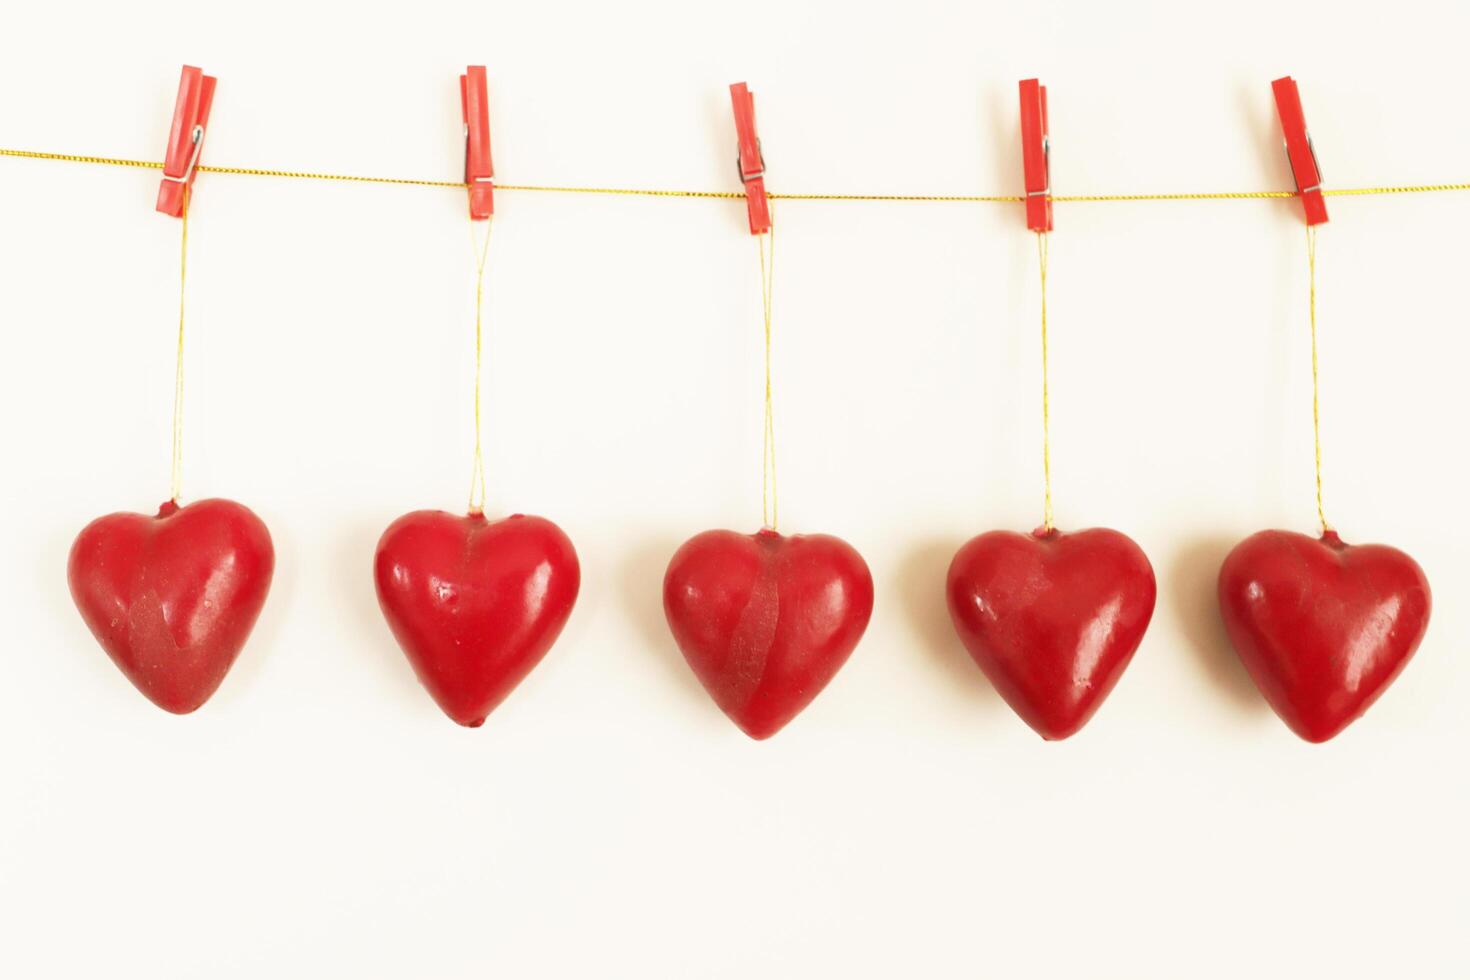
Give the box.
[374,511,580,727]
[68,498,275,713]
[663,528,873,740]
[946,527,1156,739]
[1218,529,1431,742]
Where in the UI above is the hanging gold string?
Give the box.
[1036,232,1054,532]
[169,185,191,504]
[757,213,778,530]
[1306,226,1330,534]
[4,147,1469,203]
[467,213,494,515]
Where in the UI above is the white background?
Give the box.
[1,1,1466,977]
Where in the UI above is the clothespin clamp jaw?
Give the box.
[461,65,495,220]
[729,82,771,235]
[1018,78,1053,233]
[156,65,216,217]
[1271,76,1329,226]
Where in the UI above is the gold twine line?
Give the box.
[758,212,778,531]
[1306,226,1329,534]
[170,185,190,504]
[467,211,494,515]
[4,148,1470,203]
[1037,232,1053,532]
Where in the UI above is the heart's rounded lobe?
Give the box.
[946,527,1156,739]
[374,511,579,727]
[1218,529,1431,743]
[67,498,275,714]
[663,528,873,740]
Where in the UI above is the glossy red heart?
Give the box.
[374,511,580,727]
[946,527,1156,739]
[67,498,275,714]
[1218,529,1431,742]
[663,528,874,740]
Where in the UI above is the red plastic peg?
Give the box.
[1018,78,1052,233]
[1272,76,1328,226]
[156,65,216,217]
[461,66,494,220]
[729,82,770,235]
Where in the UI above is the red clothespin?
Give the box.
[729,82,770,235]
[461,66,494,220]
[1272,76,1328,226]
[1018,78,1052,233]
[156,66,216,217]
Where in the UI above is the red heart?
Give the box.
[663,528,873,740]
[1218,529,1431,742]
[374,511,580,727]
[946,527,1156,739]
[67,498,275,714]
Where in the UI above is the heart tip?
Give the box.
[1029,717,1087,740]
[150,698,206,716]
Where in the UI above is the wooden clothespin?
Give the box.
[461,66,495,220]
[156,66,216,217]
[1272,76,1329,226]
[729,82,770,235]
[1018,78,1052,232]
